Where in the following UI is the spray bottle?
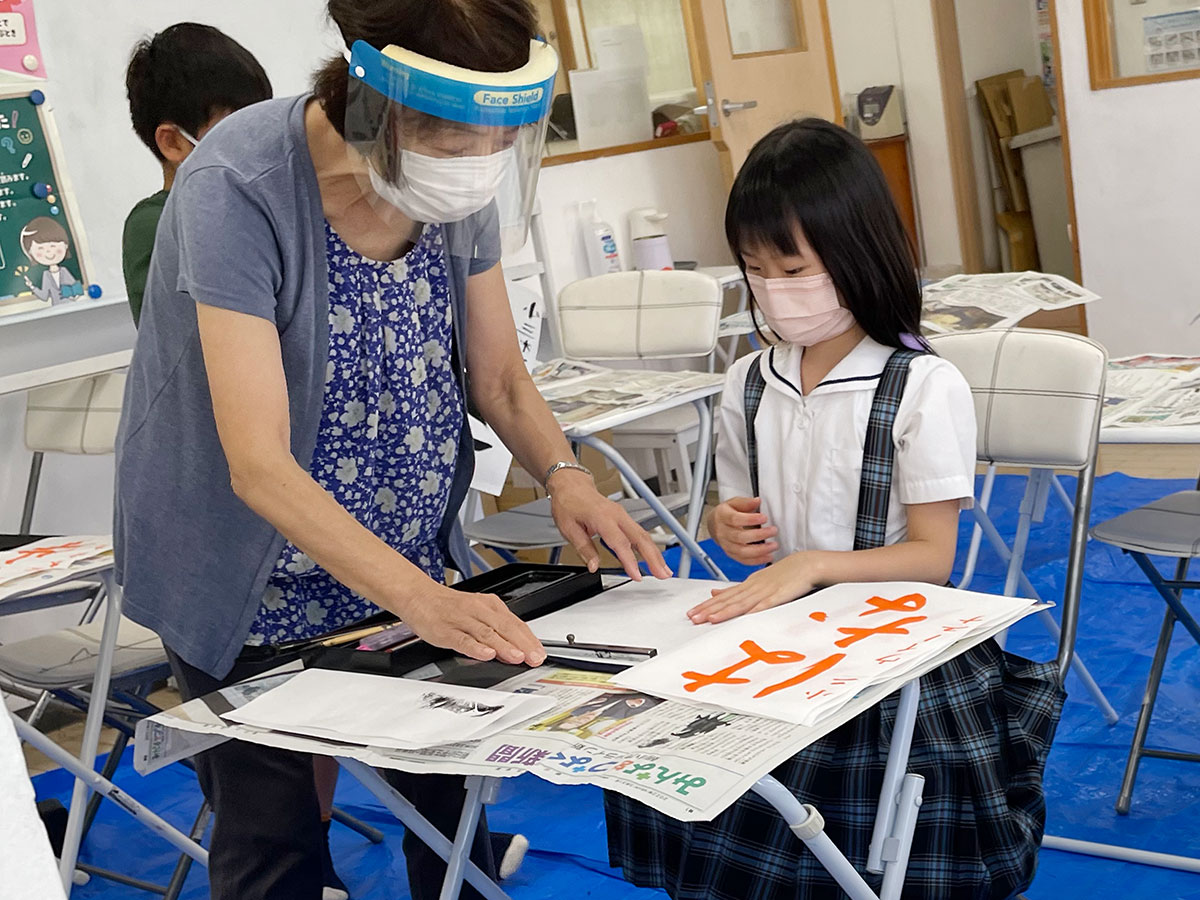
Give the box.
[580,199,622,276]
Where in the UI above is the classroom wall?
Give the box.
[826,0,963,271]
[954,0,1045,271]
[1056,0,1200,356]
[508,141,732,305]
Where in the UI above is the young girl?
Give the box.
[605,119,1063,900]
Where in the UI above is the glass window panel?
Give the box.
[724,0,802,56]
[1109,1,1200,79]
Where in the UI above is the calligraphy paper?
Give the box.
[224,669,556,751]
[529,578,723,662]
[614,582,1041,726]
[0,535,112,601]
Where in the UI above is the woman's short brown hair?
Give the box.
[314,0,539,137]
[20,217,71,258]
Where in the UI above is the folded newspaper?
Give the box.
[0,536,112,602]
[921,271,1099,334]
[135,583,1044,821]
[1103,354,1200,429]
[531,359,724,433]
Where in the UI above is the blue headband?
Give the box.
[347,39,556,128]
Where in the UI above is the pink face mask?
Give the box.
[746,272,857,346]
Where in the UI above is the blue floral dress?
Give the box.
[246,222,464,646]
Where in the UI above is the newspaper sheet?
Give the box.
[921,271,1098,334]
[532,361,723,433]
[134,662,813,820]
[1103,355,1200,429]
[718,310,768,338]
[135,619,1032,821]
[0,536,112,602]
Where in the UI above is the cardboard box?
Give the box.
[1006,75,1055,135]
[976,70,1030,213]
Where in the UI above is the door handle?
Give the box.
[720,99,758,116]
[691,99,760,118]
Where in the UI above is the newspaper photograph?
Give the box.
[534,363,723,433]
[1103,355,1200,429]
[921,271,1099,334]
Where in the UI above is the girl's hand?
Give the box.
[707,497,778,566]
[688,552,823,623]
[549,469,672,581]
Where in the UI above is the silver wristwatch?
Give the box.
[544,460,593,493]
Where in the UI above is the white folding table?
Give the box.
[134,576,1044,900]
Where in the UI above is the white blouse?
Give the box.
[716,336,977,557]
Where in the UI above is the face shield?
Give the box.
[345,39,557,252]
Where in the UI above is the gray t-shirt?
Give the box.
[114,95,500,677]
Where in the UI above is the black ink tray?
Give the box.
[304,563,603,677]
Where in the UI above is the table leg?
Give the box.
[14,713,208,868]
[58,570,123,893]
[440,775,489,900]
[867,679,921,875]
[1041,835,1200,873]
[338,759,511,900]
[676,398,715,579]
[579,424,726,581]
[751,776,880,900]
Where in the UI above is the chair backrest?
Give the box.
[555,270,722,361]
[928,329,1107,471]
[24,372,126,454]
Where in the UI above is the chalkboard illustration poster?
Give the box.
[0,87,99,320]
[0,0,46,81]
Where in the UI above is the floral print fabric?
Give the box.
[246,222,463,645]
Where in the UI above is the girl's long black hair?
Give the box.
[725,118,923,350]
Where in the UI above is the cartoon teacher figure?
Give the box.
[20,217,83,305]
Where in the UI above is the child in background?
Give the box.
[122,23,272,326]
[605,119,1063,900]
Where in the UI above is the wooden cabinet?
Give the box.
[865,135,919,261]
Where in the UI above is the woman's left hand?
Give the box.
[687,551,824,623]
[548,470,672,581]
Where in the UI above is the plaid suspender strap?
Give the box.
[743,353,768,498]
[742,348,921,551]
[853,349,921,551]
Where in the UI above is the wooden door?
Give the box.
[686,0,841,183]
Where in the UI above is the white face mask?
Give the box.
[368,149,511,224]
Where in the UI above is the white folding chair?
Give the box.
[924,328,1179,874]
[927,330,1118,725]
[464,270,724,577]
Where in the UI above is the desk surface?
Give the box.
[559,381,723,439]
[1100,425,1200,445]
[0,349,132,398]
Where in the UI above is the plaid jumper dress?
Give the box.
[605,349,1064,900]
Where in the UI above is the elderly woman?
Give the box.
[114,1,668,897]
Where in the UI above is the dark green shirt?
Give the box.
[120,189,169,326]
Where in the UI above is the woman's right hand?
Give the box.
[708,497,779,567]
[397,586,547,667]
